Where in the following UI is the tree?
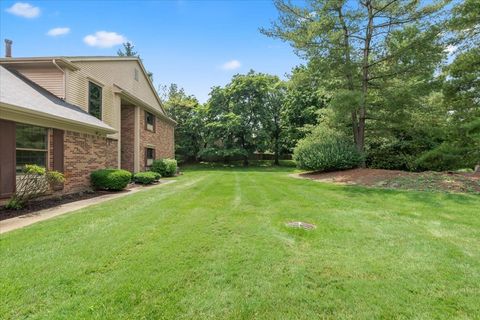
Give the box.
[163,84,205,162]
[282,64,328,152]
[202,71,281,166]
[262,0,448,162]
[265,81,287,165]
[117,42,138,57]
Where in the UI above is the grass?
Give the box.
[1,165,479,319]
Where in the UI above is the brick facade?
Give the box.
[120,105,135,172]
[139,109,175,171]
[63,131,118,193]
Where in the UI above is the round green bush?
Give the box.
[90,169,132,191]
[134,171,161,184]
[294,137,363,172]
[151,159,177,177]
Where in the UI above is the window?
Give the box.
[145,111,155,132]
[88,81,102,119]
[16,124,48,173]
[145,147,155,168]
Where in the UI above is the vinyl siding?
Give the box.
[14,66,64,99]
[65,60,164,137]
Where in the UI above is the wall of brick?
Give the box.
[139,108,175,171]
[63,130,118,193]
[120,105,135,172]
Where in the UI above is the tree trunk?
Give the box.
[274,131,280,166]
[243,155,249,167]
[357,0,374,167]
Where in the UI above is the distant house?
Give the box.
[0,42,175,199]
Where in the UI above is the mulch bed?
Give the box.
[300,168,480,194]
[0,183,137,221]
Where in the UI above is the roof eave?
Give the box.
[0,102,117,134]
[114,85,177,125]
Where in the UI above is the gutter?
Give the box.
[52,59,66,100]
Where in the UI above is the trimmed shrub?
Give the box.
[151,159,177,177]
[90,169,132,191]
[134,171,161,184]
[293,127,363,172]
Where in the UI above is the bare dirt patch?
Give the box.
[299,168,480,194]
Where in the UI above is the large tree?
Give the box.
[163,84,205,162]
[202,71,281,165]
[262,0,448,161]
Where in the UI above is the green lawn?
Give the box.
[1,166,479,319]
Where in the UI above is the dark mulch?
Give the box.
[0,184,137,221]
[300,168,480,194]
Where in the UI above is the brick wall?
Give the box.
[139,109,175,171]
[63,131,118,193]
[120,105,135,172]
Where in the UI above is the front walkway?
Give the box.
[0,180,175,234]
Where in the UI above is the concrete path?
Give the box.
[0,180,176,234]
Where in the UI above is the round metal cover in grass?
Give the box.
[286,221,316,230]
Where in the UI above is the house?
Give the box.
[0,40,175,199]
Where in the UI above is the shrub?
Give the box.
[134,171,161,184]
[6,164,65,209]
[293,127,363,172]
[90,169,132,191]
[151,159,177,177]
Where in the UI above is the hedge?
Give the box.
[133,171,161,184]
[90,169,132,191]
[151,159,177,177]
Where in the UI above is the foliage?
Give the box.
[162,84,205,162]
[90,169,132,191]
[203,71,283,165]
[263,0,447,155]
[6,165,65,209]
[133,171,161,185]
[282,64,327,151]
[151,159,177,177]
[117,42,138,57]
[293,126,363,171]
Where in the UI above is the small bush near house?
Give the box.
[151,159,177,177]
[6,164,65,209]
[293,127,363,172]
[133,171,161,184]
[90,169,132,191]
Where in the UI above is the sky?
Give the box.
[0,0,303,102]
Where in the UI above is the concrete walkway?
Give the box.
[0,180,176,234]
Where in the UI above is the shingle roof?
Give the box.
[0,66,115,133]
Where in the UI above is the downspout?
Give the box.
[52,59,66,100]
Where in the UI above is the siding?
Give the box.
[15,66,64,99]
[65,60,164,135]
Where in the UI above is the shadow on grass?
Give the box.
[334,182,479,207]
[180,161,298,173]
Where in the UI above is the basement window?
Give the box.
[145,111,155,132]
[16,124,48,173]
[88,81,102,120]
[145,147,155,169]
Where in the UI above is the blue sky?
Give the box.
[0,0,302,102]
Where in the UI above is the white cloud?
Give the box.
[83,31,126,48]
[221,59,241,70]
[6,2,40,18]
[47,27,70,37]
